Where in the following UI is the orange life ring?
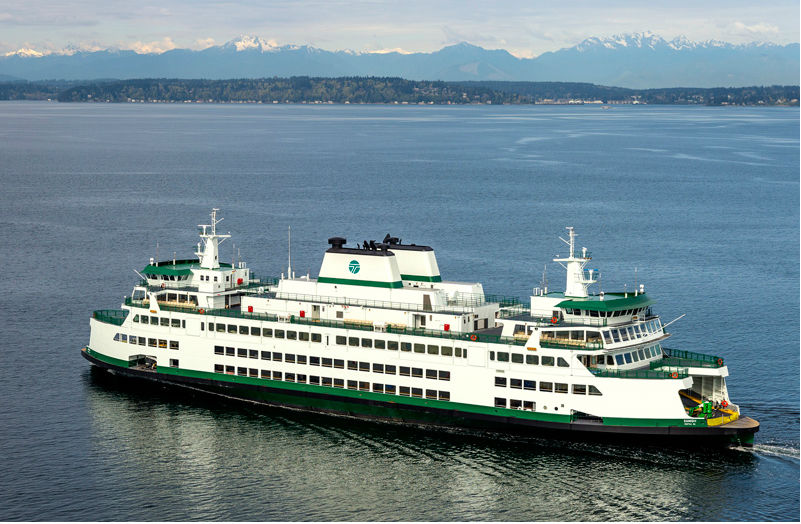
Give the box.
[716,358,723,366]
[470,334,477,341]
[550,316,558,324]
[671,372,678,379]
[721,400,729,408]
[198,308,205,314]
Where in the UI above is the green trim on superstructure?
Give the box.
[557,293,654,312]
[400,274,442,282]
[318,276,403,289]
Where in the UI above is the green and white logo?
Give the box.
[348,260,360,274]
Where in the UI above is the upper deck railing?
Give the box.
[591,367,689,380]
[654,348,724,369]
[93,309,129,326]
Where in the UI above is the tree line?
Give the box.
[0,77,797,105]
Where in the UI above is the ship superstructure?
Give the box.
[84,211,758,446]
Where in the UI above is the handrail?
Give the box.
[540,339,604,350]
[268,290,478,314]
[93,309,129,326]
[661,347,723,367]
[592,367,689,379]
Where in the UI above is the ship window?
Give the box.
[573,384,586,395]
[263,328,272,337]
[427,345,438,355]
[632,351,640,362]
[297,355,307,365]
[401,342,411,352]
[463,349,468,358]
[273,352,282,362]
[333,378,344,388]
[540,382,553,392]
[348,360,357,370]
[287,331,297,340]
[385,384,396,394]
[349,337,359,347]
[274,330,285,339]
[171,318,180,328]
[347,380,357,390]
[322,358,332,367]
[388,341,398,351]
[336,336,346,345]
[524,380,536,391]
[589,385,603,396]
[250,368,259,378]
[624,353,632,364]
[603,331,612,343]
[374,339,385,349]
[615,354,624,366]
[441,346,452,356]
[225,365,235,375]
[523,401,535,410]
[590,310,599,317]
[214,276,218,282]
[359,381,369,391]
[133,315,140,323]
[169,359,179,368]
[638,349,646,360]
[426,369,437,380]
[412,367,423,378]
[334,359,344,369]
[373,383,384,393]
[513,324,526,335]
[216,324,225,333]
[238,367,247,376]
[299,332,309,341]
[411,388,423,398]
[495,377,507,387]
[336,311,343,319]
[170,341,179,350]
[272,371,282,380]
[140,316,148,324]
[214,364,224,373]
[425,389,437,399]
[510,378,522,389]
[237,348,247,357]
[227,324,236,334]
[633,325,641,336]
[225,347,234,356]
[151,316,158,325]
[129,336,137,345]
[511,354,524,364]
[385,365,396,375]
[312,333,322,343]
[510,399,522,409]
[161,318,169,327]
[148,338,157,347]
[297,374,307,383]
[494,398,507,408]
[309,376,320,385]
[526,354,538,365]
[414,344,425,353]
[619,329,629,341]
[359,362,369,372]
[322,377,333,387]
[489,351,495,361]
[310,356,320,366]
[399,386,411,396]
[557,357,569,368]
[360,338,372,348]
[285,354,296,363]
[261,351,270,360]
[542,356,554,366]
[497,352,509,362]
[373,363,384,373]
[246,349,256,359]
[439,391,450,401]
[611,329,620,342]
[555,383,568,394]
[239,325,248,335]
[400,366,410,376]
[455,347,462,357]
[439,370,450,381]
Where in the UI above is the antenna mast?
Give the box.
[287,226,292,278]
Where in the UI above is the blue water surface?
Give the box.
[0,102,797,521]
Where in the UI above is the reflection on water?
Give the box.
[80,368,795,522]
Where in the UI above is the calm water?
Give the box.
[0,102,798,521]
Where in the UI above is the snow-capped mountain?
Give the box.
[1,33,797,88]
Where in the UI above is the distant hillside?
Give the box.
[1,33,798,88]
[0,78,788,106]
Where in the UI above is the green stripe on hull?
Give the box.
[318,276,403,289]
[400,274,442,282]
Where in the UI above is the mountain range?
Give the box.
[1,33,798,88]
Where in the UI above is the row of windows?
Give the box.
[212,365,451,401]
[333,336,468,358]
[563,307,647,318]
[604,321,661,344]
[145,274,190,282]
[212,346,451,380]
[613,344,661,366]
[494,376,602,395]
[133,315,186,328]
[204,322,327,342]
[489,351,570,367]
[495,398,536,410]
[115,333,179,350]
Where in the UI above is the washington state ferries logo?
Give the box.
[348,260,360,274]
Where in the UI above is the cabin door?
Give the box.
[312,305,320,320]
[413,314,426,329]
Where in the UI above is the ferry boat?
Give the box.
[83,209,759,446]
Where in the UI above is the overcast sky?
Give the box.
[1,0,798,56]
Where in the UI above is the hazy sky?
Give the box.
[1,0,798,56]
